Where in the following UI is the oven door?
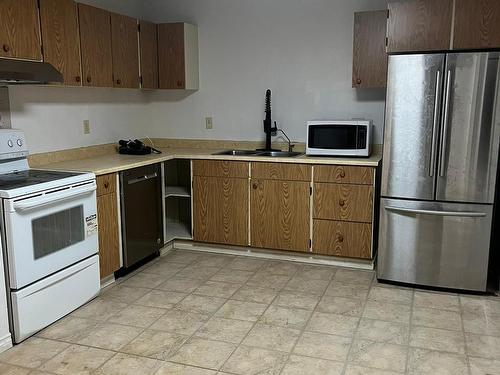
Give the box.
[3,181,98,289]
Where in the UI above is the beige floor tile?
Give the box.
[465,333,500,359]
[263,261,300,276]
[242,323,301,352]
[348,339,407,373]
[71,298,127,322]
[414,291,459,311]
[0,337,69,369]
[294,331,351,361]
[141,259,186,276]
[156,277,204,293]
[344,365,403,374]
[39,344,114,375]
[307,311,359,337]
[325,281,370,300]
[355,318,409,345]
[121,272,168,289]
[134,289,188,309]
[215,300,268,321]
[195,317,254,344]
[226,257,267,271]
[156,362,217,374]
[93,353,163,375]
[175,266,222,280]
[407,348,468,375]
[412,307,462,331]
[161,250,200,263]
[231,285,277,304]
[77,322,142,351]
[281,354,344,375]
[272,291,319,310]
[295,265,337,281]
[333,269,374,285]
[210,268,254,284]
[468,356,500,375]
[363,300,411,324]
[194,280,241,298]
[246,272,291,290]
[410,326,465,353]
[462,311,500,337]
[368,286,413,305]
[316,296,364,316]
[170,338,236,370]
[100,285,150,304]
[221,346,288,375]
[283,276,329,295]
[120,329,188,360]
[37,317,99,343]
[149,309,210,335]
[107,304,166,328]
[175,294,226,314]
[460,296,500,316]
[259,305,312,329]
[195,254,234,268]
[0,363,31,374]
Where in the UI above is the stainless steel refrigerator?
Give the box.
[378,52,500,292]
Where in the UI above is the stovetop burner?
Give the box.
[0,169,83,190]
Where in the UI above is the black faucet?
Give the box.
[263,89,278,151]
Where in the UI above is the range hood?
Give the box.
[0,59,63,85]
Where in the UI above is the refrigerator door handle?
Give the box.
[438,69,452,177]
[385,205,487,217]
[429,69,441,177]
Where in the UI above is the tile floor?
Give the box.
[1,249,500,374]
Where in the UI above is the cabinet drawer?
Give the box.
[314,183,373,223]
[314,165,374,185]
[96,173,116,196]
[251,162,311,181]
[313,219,372,259]
[193,160,249,178]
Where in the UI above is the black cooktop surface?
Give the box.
[0,169,83,190]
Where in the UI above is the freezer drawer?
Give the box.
[378,198,492,291]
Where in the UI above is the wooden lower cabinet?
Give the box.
[250,179,310,252]
[193,176,248,246]
[313,220,372,259]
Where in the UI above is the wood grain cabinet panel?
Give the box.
[193,160,249,178]
[314,165,374,185]
[313,219,372,259]
[0,0,41,60]
[139,20,159,89]
[39,0,81,86]
[453,0,500,50]
[250,179,310,252]
[78,4,113,87]
[352,10,388,88]
[251,162,311,182]
[387,0,453,53]
[96,173,116,196]
[193,176,248,246]
[97,192,120,278]
[111,13,140,88]
[314,183,373,223]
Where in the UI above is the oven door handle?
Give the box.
[13,183,96,212]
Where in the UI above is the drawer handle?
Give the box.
[339,199,345,207]
[86,76,92,83]
[104,182,109,189]
[339,170,346,178]
[2,44,10,52]
[356,78,362,85]
[75,76,81,83]
[337,234,344,243]
[116,78,122,85]
[252,183,258,190]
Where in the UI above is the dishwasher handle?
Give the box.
[127,172,158,185]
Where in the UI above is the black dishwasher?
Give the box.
[120,163,163,271]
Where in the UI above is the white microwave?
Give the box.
[306,120,372,157]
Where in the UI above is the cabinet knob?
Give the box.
[339,170,346,178]
[116,78,121,85]
[252,183,258,190]
[104,182,109,189]
[176,80,183,87]
[2,44,9,53]
[75,76,81,83]
[356,78,362,85]
[86,76,92,83]
[339,199,345,207]
[337,234,344,243]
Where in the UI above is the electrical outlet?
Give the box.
[83,120,90,134]
[205,117,213,129]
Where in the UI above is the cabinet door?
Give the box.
[139,20,159,89]
[39,0,81,86]
[97,193,120,278]
[78,4,113,87]
[158,23,185,89]
[111,13,139,88]
[0,0,41,60]
[193,176,248,246]
[313,220,372,259]
[250,179,310,252]
[387,0,453,53]
[453,0,500,50]
[352,10,388,88]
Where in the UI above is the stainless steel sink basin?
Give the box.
[255,150,303,157]
[212,149,303,158]
[213,150,262,156]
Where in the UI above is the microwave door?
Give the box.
[381,54,445,200]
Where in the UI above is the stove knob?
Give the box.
[17,139,23,146]
[7,140,13,147]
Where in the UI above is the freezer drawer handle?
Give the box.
[385,205,487,218]
[127,172,158,185]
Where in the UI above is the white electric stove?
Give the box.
[0,129,100,343]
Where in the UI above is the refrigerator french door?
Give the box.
[379,52,500,291]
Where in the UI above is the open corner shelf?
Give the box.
[165,185,191,198]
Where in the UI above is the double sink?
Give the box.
[213,150,303,157]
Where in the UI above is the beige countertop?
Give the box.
[40,147,382,175]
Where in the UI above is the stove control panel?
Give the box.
[0,129,28,160]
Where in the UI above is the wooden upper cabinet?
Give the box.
[0,0,41,60]
[139,21,159,89]
[352,11,387,88]
[453,0,500,50]
[387,0,453,53]
[111,13,140,88]
[39,0,81,86]
[158,23,199,90]
[78,4,113,87]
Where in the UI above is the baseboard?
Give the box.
[0,332,12,353]
[100,274,115,289]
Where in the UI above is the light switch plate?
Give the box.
[205,117,213,129]
[83,120,90,134]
